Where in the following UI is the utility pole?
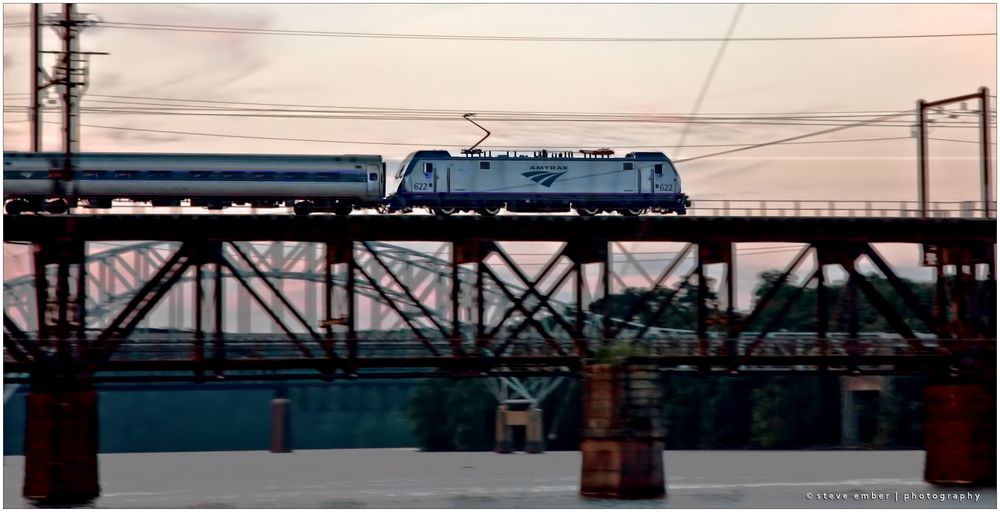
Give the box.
[30,4,43,152]
[33,4,105,211]
[978,87,992,219]
[915,88,995,219]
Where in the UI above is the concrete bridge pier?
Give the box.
[22,383,100,506]
[270,388,293,453]
[840,376,885,446]
[579,364,665,499]
[923,383,995,485]
[495,402,545,454]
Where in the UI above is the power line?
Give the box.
[14,102,990,128]
[19,120,922,150]
[83,93,926,117]
[675,110,914,163]
[674,4,744,160]
[93,21,997,43]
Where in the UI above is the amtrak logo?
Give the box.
[522,170,567,188]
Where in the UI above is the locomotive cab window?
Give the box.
[623,163,634,171]
[654,164,663,175]
[480,161,490,170]
[424,163,433,174]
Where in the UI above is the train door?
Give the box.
[651,163,675,194]
[380,162,386,198]
[411,161,435,194]
[367,163,383,199]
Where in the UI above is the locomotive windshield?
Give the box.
[396,153,415,179]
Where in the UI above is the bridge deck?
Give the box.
[3,214,996,243]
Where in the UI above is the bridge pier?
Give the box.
[580,364,664,499]
[494,403,544,454]
[923,383,995,485]
[22,383,100,506]
[840,376,885,446]
[270,388,293,453]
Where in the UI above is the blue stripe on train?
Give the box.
[388,192,688,211]
[3,170,370,182]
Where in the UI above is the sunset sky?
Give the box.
[2,3,997,318]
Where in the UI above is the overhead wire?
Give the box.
[673,4,744,159]
[81,20,999,43]
[6,102,991,128]
[675,110,914,163]
[8,119,991,149]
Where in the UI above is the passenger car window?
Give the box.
[623,163,634,171]
[369,173,378,181]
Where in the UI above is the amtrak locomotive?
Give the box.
[3,149,689,216]
[389,149,688,216]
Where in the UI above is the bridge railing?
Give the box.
[687,200,997,219]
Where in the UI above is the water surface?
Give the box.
[3,449,994,508]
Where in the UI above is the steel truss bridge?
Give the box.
[3,214,995,386]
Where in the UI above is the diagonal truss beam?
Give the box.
[494,264,577,357]
[4,312,28,342]
[862,244,939,336]
[744,268,819,356]
[631,269,697,342]
[219,259,316,359]
[842,265,922,350]
[360,242,451,339]
[3,313,31,363]
[491,245,579,337]
[93,243,195,363]
[611,243,692,338]
[736,244,812,337]
[479,264,566,355]
[485,247,567,341]
[228,243,337,362]
[353,262,441,356]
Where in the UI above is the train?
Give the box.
[2,149,689,216]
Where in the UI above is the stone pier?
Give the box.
[923,383,995,485]
[580,364,665,499]
[22,385,100,506]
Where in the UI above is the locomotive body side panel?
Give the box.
[389,150,686,213]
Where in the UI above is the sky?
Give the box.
[2,2,997,320]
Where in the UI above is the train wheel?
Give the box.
[333,206,353,216]
[45,199,68,214]
[433,207,456,216]
[576,207,600,217]
[477,207,500,216]
[618,208,644,217]
[293,201,313,216]
[5,199,28,215]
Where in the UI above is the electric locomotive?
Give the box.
[387,149,689,216]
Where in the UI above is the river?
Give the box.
[3,449,995,508]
